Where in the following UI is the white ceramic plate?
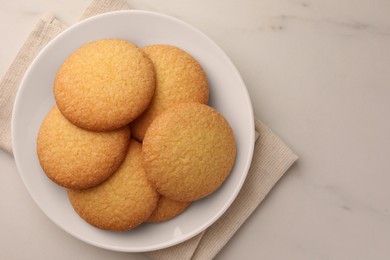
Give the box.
[12,10,254,252]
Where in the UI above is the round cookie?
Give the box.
[147,197,191,223]
[130,44,208,141]
[37,106,130,190]
[54,39,155,131]
[142,103,236,202]
[67,139,159,231]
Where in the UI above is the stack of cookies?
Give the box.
[37,39,236,231]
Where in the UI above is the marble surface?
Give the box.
[1,0,390,259]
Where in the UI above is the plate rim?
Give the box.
[11,9,255,252]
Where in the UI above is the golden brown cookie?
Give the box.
[147,197,191,223]
[67,139,159,231]
[130,44,208,141]
[54,39,155,131]
[142,103,236,202]
[37,106,130,190]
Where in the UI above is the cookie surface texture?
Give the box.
[37,106,130,190]
[147,197,191,223]
[67,139,159,231]
[54,38,155,131]
[131,44,208,141]
[142,103,236,202]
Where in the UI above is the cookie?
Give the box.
[37,106,130,190]
[54,39,155,131]
[147,197,191,223]
[142,103,236,202]
[67,139,159,231]
[130,44,208,141]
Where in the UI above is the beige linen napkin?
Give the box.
[0,0,298,259]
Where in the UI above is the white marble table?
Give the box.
[1,0,390,259]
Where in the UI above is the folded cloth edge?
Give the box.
[0,13,67,154]
[147,118,298,260]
